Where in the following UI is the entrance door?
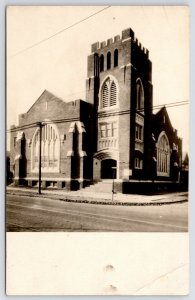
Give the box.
[101,159,117,179]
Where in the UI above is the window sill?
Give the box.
[98,105,119,113]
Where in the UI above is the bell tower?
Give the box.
[86,28,153,182]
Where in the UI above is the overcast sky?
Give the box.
[6,6,189,152]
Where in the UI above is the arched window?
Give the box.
[114,49,118,67]
[101,77,118,108]
[107,51,111,70]
[136,79,144,111]
[100,54,104,72]
[156,132,170,176]
[31,123,60,172]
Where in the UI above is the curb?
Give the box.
[6,189,188,207]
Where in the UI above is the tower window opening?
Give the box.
[110,81,117,106]
[107,52,111,70]
[102,83,109,107]
[94,53,99,76]
[136,79,144,112]
[100,54,104,72]
[135,124,143,141]
[100,122,117,138]
[114,49,118,67]
[101,77,118,109]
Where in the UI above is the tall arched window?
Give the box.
[136,79,144,111]
[156,132,170,176]
[101,77,118,108]
[31,123,60,172]
[107,51,111,70]
[114,49,118,67]
[100,54,104,72]
[94,53,99,77]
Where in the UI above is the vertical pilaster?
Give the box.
[77,122,87,185]
[66,123,75,190]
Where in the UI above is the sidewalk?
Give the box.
[6,186,188,206]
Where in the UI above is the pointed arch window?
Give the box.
[114,49,118,67]
[136,79,144,111]
[31,123,60,172]
[101,77,118,109]
[107,51,111,70]
[156,132,170,177]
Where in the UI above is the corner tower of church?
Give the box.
[86,28,153,182]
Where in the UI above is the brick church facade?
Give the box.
[9,28,182,192]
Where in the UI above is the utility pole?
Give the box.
[111,166,117,201]
[38,122,42,194]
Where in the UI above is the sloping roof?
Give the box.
[153,106,173,129]
[16,89,90,128]
[26,89,66,114]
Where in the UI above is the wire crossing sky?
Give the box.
[9,6,111,58]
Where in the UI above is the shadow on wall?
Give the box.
[123,181,188,195]
[6,155,13,185]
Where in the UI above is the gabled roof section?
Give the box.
[153,106,173,129]
[18,89,87,127]
[26,89,65,113]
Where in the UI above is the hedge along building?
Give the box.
[9,28,182,191]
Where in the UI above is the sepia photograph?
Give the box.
[6,6,189,233]
[5,5,189,295]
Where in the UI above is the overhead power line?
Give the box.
[11,77,185,104]
[6,100,189,133]
[10,6,111,58]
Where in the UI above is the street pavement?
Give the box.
[6,192,188,232]
[7,186,188,205]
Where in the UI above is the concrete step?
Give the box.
[84,181,113,193]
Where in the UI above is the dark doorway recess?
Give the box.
[101,159,117,179]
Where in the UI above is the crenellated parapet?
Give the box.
[91,27,149,58]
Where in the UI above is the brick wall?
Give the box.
[10,91,93,186]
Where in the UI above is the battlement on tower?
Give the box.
[91,27,149,58]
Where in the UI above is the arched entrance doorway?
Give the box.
[101,159,117,179]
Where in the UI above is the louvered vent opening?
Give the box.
[110,81,117,106]
[102,84,109,107]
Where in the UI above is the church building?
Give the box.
[9,28,182,192]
